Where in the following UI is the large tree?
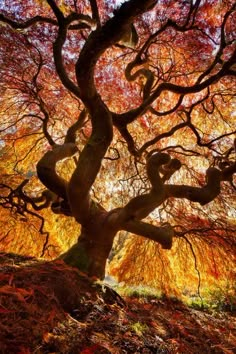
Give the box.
[0,0,235,283]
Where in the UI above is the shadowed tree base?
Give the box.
[59,242,91,274]
[59,224,117,279]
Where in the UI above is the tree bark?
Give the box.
[60,209,118,278]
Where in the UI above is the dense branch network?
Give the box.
[0,0,235,255]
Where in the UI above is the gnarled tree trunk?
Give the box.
[59,207,119,278]
[32,0,235,279]
[60,227,117,279]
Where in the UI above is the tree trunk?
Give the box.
[60,213,118,279]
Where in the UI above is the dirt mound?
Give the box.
[0,252,235,353]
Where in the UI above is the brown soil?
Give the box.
[0,252,235,353]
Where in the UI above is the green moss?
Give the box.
[117,285,162,300]
[184,285,236,312]
[59,243,90,272]
[130,322,148,336]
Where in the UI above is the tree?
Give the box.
[0,0,235,285]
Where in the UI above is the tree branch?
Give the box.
[165,167,222,205]
[37,143,78,200]
[120,153,170,221]
[113,47,236,126]
[0,14,58,28]
[51,21,81,97]
[123,220,173,249]
[64,109,87,144]
[0,13,95,30]
[89,0,101,28]
[46,0,64,23]
[68,0,157,222]
[139,122,188,155]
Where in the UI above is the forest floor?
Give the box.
[0,252,235,354]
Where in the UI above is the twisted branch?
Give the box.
[36,143,78,200]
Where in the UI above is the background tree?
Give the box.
[0,0,235,294]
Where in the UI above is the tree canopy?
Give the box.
[0,0,235,294]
